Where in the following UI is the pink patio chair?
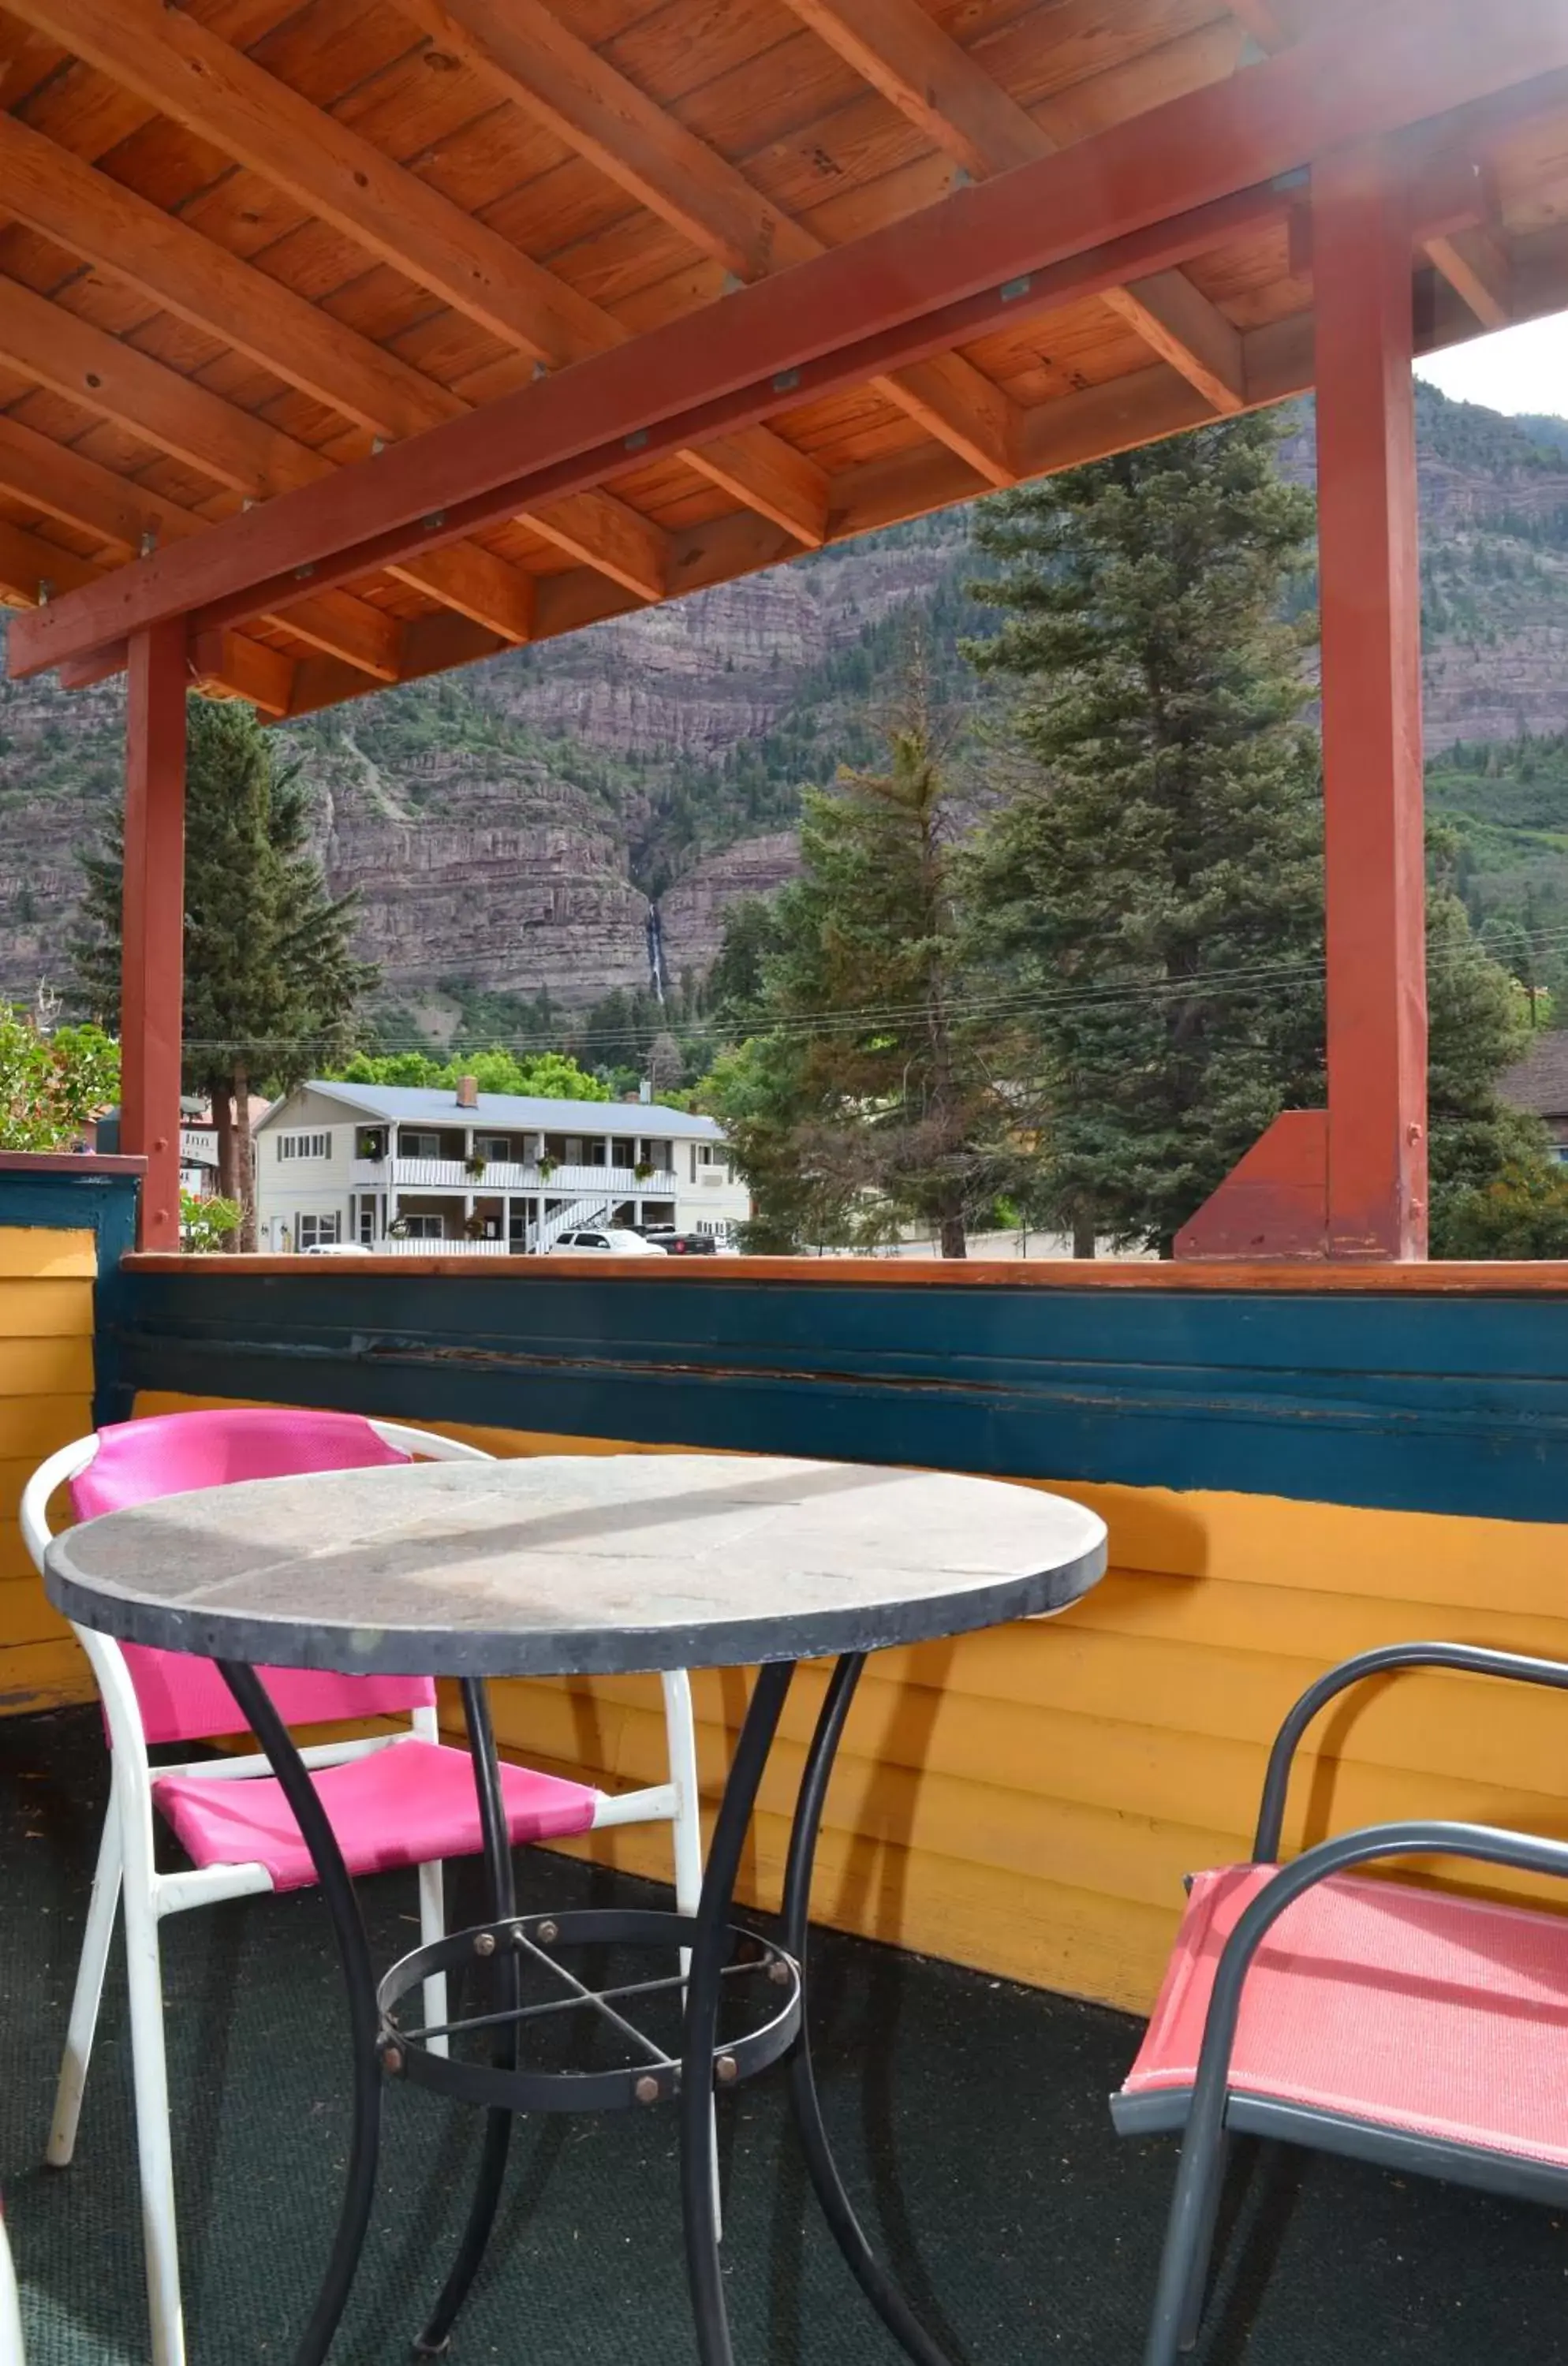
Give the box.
[21,1406,704,2366]
[1113,1640,1568,2365]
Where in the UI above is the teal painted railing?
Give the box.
[97,1257,1568,1524]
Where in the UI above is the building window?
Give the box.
[276,1131,330,1161]
[401,1213,444,1239]
[399,1129,442,1160]
[696,1218,732,1239]
[476,1134,515,1162]
[297,1213,341,1248]
[357,1198,377,1245]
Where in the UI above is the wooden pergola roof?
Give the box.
[2,0,1566,717]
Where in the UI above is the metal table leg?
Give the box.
[217,1661,382,2366]
[679,1659,797,2366]
[416,1679,519,2356]
[782,1653,954,2366]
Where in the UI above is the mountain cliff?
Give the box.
[5,384,1568,1031]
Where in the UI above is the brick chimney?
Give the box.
[455,1074,478,1109]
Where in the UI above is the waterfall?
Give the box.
[646,901,667,1005]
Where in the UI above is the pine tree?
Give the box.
[964,413,1325,1254]
[73,697,375,1246]
[707,679,1010,1256]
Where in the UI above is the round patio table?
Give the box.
[45,1452,1107,2366]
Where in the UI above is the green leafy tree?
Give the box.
[180,1190,242,1254]
[330,1047,610,1101]
[964,413,1326,1255]
[0,1004,119,1151]
[73,698,375,1245]
[707,686,1011,1256]
[1432,1157,1568,1258]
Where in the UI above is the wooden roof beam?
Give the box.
[778,0,1249,412]
[16,0,1568,678]
[522,492,669,603]
[0,271,324,502]
[388,546,534,644]
[0,282,411,679]
[1424,225,1515,328]
[3,0,614,373]
[0,106,643,633]
[393,0,1019,485]
[0,108,463,445]
[189,631,296,717]
[0,509,293,711]
[6,0,827,550]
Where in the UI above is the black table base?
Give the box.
[219,1651,955,2366]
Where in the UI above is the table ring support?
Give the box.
[219,1651,960,2366]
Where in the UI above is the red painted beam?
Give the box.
[9,0,1568,681]
[1316,144,1428,1260]
[120,621,187,1252]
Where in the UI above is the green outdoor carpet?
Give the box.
[2,1707,1565,2365]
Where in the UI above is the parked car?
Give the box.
[547,1228,669,1256]
[643,1230,719,1256]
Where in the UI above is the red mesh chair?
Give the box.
[1113,1642,1568,2365]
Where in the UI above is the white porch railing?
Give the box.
[376,1235,513,1255]
[350,1157,678,1194]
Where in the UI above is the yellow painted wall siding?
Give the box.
[123,1390,1568,2015]
[0,1230,95,1714]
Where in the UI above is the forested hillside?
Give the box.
[4,383,1568,1042]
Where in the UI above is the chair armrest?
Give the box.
[1253,1642,1568,1859]
[1181,1818,1568,2177]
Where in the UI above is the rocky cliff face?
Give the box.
[4,387,1568,1021]
[659,830,804,983]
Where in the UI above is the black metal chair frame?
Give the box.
[1113,1641,1568,2366]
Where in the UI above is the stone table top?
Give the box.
[46,1454,1108,1678]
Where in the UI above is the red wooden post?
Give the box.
[1314,141,1428,1260]
[120,619,188,1251]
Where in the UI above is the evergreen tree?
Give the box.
[1423,830,1556,1244]
[707,682,1010,1256]
[703,897,785,1034]
[73,698,375,1245]
[964,413,1325,1254]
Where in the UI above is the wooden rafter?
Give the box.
[1,0,829,554]
[9,0,1568,687]
[521,494,669,603]
[0,107,464,444]
[1425,226,1515,329]
[0,50,661,625]
[94,218,1568,726]
[395,0,1020,484]
[0,431,327,707]
[778,0,1249,412]
[0,273,413,680]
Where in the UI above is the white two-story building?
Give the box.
[254,1078,751,1253]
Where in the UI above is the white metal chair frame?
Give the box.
[21,1420,704,2366]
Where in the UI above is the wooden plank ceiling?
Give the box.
[0,0,1565,718]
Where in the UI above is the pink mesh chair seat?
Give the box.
[155,1741,599,1892]
[1121,1864,1568,2169]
